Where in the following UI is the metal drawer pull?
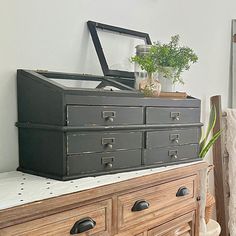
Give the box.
[170,134,180,143]
[102,156,114,169]
[102,137,115,149]
[102,111,116,122]
[169,150,178,159]
[107,117,114,122]
[170,112,181,121]
[176,187,190,197]
[131,200,150,212]
[70,217,96,234]
[106,163,113,168]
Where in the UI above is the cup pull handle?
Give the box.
[131,200,150,212]
[70,217,96,234]
[176,187,190,197]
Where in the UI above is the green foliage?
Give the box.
[152,35,198,84]
[130,50,158,74]
[199,130,222,158]
[199,105,222,158]
[131,35,198,84]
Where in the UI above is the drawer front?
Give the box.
[144,144,199,165]
[67,149,142,176]
[147,211,194,236]
[67,132,142,154]
[0,199,112,236]
[146,128,200,149]
[146,107,200,124]
[67,105,144,126]
[117,176,196,230]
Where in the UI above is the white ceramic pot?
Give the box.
[158,68,175,92]
[158,74,174,92]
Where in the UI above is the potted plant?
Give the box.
[130,45,161,97]
[131,35,198,93]
[152,35,198,92]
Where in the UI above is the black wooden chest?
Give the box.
[16,70,202,180]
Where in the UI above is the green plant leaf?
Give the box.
[199,105,217,153]
[199,129,223,158]
[130,35,198,84]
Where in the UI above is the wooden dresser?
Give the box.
[0,162,207,236]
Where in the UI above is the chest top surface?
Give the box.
[0,161,203,210]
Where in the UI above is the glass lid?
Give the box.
[39,72,136,92]
[87,21,151,79]
[50,78,121,91]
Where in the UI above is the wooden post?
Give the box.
[210,95,229,236]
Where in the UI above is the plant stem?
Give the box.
[147,73,153,82]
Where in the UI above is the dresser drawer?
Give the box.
[147,211,194,236]
[144,144,199,165]
[67,149,142,176]
[146,128,200,149]
[146,107,200,124]
[67,131,142,154]
[67,105,144,126]
[117,176,196,230]
[0,199,112,236]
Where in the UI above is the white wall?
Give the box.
[0,0,234,172]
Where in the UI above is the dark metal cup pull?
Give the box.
[170,112,181,121]
[176,187,190,197]
[102,111,116,122]
[131,200,150,212]
[70,217,96,234]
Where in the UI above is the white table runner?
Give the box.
[0,162,201,210]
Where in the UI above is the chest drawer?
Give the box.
[67,131,142,154]
[147,211,194,236]
[67,105,144,126]
[146,107,200,124]
[117,175,196,230]
[67,149,142,176]
[146,128,200,149]
[0,199,112,236]
[144,144,199,165]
